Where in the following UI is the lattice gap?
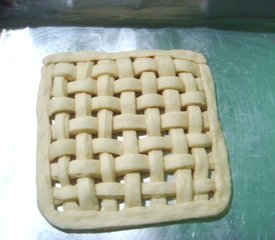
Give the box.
[92,153,100,161]
[91,111,97,117]
[208,169,213,178]
[119,202,125,211]
[161,130,169,137]
[116,136,124,141]
[55,183,62,188]
[57,206,64,212]
[181,106,187,111]
[120,179,125,184]
[168,198,176,206]
[67,93,75,99]
[166,174,175,182]
[51,119,55,125]
[143,176,151,183]
[208,191,214,201]
[138,134,147,140]
[144,200,151,207]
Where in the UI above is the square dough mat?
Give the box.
[36,50,231,230]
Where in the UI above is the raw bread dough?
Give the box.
[36,50,231,230]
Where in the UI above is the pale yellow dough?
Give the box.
[37,50,231,230]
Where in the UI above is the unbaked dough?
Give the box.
[36,50,231,230]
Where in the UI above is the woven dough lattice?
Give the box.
[36,50,231,230]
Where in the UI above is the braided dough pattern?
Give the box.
[37,50,231,230]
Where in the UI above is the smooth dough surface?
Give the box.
[36,50,231,230]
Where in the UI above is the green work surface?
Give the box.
[0,27,274,239]
[147,29,275,239]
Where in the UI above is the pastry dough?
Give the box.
[36,50,231,230]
